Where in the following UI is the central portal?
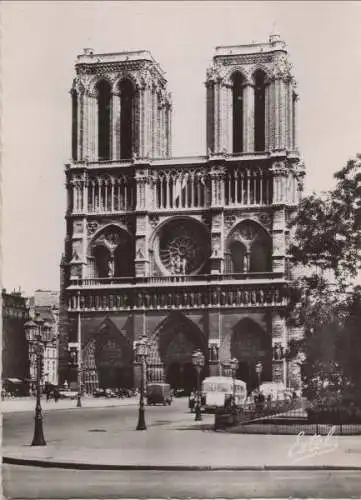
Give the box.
[156,313,207,394]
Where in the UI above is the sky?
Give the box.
[2,1,361,295]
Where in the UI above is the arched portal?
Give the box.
[97,80,112,161]
[91,225,134,279]
[232,72,244,153]
[82,319,134,392]
[94,321,133,389]
[231,318,272,393]
[119,79,135,159]
[254,70,266,152]
[155,313,208,394]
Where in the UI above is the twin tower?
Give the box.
[61,35,305,394]
[71,33,298,162]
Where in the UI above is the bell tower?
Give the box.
[71,48,172,162]
[206,34,298,155]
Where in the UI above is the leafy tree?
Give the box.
[287,154,361,402]
[290,153,361,285]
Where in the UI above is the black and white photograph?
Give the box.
[1,1,361,499]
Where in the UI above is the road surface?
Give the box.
[3,465,361,498]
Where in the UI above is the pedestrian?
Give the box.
[54,389,59,403]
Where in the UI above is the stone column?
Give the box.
[293,92,299,151]
[214,80,222,153]
[77,89,84,161]
[210,199,224,274]
[225,84,233,154]
[219,83,229,152]
[279,79,287,150]
[166,102,172,158]
[138,86,145,158]
[135,166,150,276]
[273,79,281,150]
[286,80,293,151]
[271,163,287,275]
[242,82,255,153]
[112,90,121,161]
[82,92,90,161]
[268,79,275,151]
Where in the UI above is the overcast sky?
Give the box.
[2,1,361,295]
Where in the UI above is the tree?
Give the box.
[290,153,361,285]
[287,154,361,402]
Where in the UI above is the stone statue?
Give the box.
[107,256,115,277]
[137,293,143,308]
[273,343,283,361]
[243,254,249,273]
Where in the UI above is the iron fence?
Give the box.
[214,398,361,435]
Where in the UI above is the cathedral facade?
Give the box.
[59,35,305,394]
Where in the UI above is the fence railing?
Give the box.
[214,398,361,435]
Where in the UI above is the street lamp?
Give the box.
[255,362,263,389]
[230,358,239,411]
[192,349,205,422]
[135,336,149,431]
[24,313,54,446]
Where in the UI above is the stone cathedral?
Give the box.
[59,35,305,394]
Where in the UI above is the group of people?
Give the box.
[43,383,60,402]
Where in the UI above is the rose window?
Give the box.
[158,220,208,275]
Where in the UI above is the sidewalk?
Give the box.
[3,417,361,470]
[1,396,138,413]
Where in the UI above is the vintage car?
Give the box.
[93,388,117,398]
[146,383,173,406]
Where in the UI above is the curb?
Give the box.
[3,456,361,471]
[2,402,139,413]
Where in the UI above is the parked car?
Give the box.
[93,388,117,398]
[173,388,189,398]
[58,388,78,400]
[146,383,172,406]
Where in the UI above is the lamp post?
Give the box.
[192,349,205,422]
[136,336,149,431]
[230,358,239,411]
[24,313,54,446]
[255,362,263,390]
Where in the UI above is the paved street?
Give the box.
[3,465,361,498]
[1,395,139,413]
[3,397,361,470]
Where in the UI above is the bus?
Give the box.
[201,376,247,412]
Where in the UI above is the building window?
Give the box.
[254,70,266,152]
[97,80,112,161]
[232,72,244,153]
[119,79,135,159]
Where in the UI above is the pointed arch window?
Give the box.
[227,221,272,273]
[254,70,266,152]
[97,80,112,161]
[120,79,135,159]
[91,226,134,279]
[232,72,244,153]
[71,89,78,161]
